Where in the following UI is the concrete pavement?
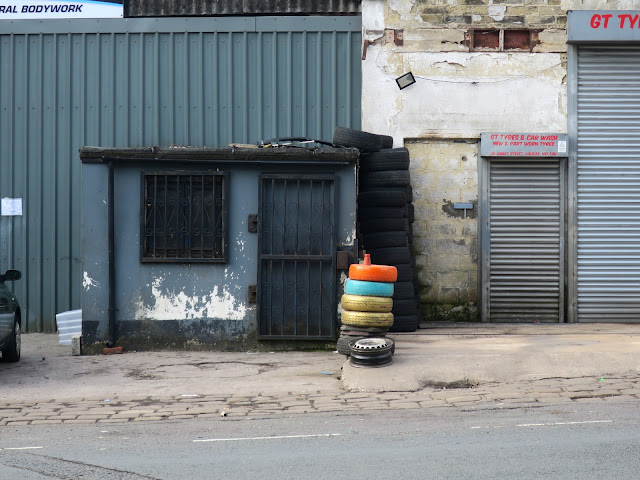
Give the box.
[0,324,639,426]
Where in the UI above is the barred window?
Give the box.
[141,172,228,262]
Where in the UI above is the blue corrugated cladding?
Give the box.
[0,17,361,332]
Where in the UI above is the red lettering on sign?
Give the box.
[618,14,640,28]
[591,13,613,28]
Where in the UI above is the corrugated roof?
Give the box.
[125,0,361,17]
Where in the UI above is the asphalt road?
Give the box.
[1,401,638,479]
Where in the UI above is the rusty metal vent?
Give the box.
[468,29,538,52]
[126,0,361,17]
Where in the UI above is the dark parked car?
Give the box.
[0,269,21,362]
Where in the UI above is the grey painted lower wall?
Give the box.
[81,147,357,351]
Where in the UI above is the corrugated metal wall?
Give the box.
[0,17,361,332]
[486,160,564,322]
[126,0,360,17]
[576,46,640,322]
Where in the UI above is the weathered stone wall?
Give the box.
[362,0,633,322]
[408,139,479,321]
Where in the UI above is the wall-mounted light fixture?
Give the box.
[396,72,416,90]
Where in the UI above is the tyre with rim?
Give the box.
[349,338,394,367]
[2,316,20,362]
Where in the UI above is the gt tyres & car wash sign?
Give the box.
[0,0,122,18]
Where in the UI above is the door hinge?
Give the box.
[248,214,258,233]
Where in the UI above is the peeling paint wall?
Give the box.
[82,162,357,349]
[361,0,622,321]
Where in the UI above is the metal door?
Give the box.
[483,159,565,322]
[576,46,640,321]
[258,175,336,339]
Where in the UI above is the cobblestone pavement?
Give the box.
[2,375,638,427]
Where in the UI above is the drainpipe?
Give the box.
[107,160,116,347]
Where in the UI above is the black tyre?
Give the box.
[396,264,416,282]
[407,203,414,223]
[359,218,410,234]
[360,170,411,187]
[360,186,413,203]
[2,317,20,362]
[358,191,407,208]
[362,231,409,249]
[360,148,409,172]
[333,126,383,153]
[389,315,419,332]
[392,298,419,316]
[340,325,389,335]
[393,281,418,299]
[358,205,408,220]
[366,246,413,264]
[380,136,394,150]
[337,335,361,356]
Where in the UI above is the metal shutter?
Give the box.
[577,47,640,321]
[488,160,564,322]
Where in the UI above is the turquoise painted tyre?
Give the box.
[345,279,394,297]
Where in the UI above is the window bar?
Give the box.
[321,180,325,254]
[175,174,180,258]
[294,179,300,336]
[269,181,275,335]
[188,175,193,259]
[308,180,313,255]
[281,180,286,335]
[214,173,220,257]
[152,176,157,258]
[307,180,312,335]
[163,175,168,257]
[200,175,205,258]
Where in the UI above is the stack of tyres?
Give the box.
[333,126,420,332]
[358,149,419,332]
[337,254,397,359]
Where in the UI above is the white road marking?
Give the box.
[194,433,342,443]
[517,420,613,427]
[1,446,45,451]
[472,420,612,430]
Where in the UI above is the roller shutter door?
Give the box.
[487,159,564,322]
[577,47,640,322]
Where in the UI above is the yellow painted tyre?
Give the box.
[341,310,394,328]
[341,294,393,313]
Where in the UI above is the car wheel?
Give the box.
[2,317,21,362]
[349,338,394,367]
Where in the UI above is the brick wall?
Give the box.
[379,0,568,53]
